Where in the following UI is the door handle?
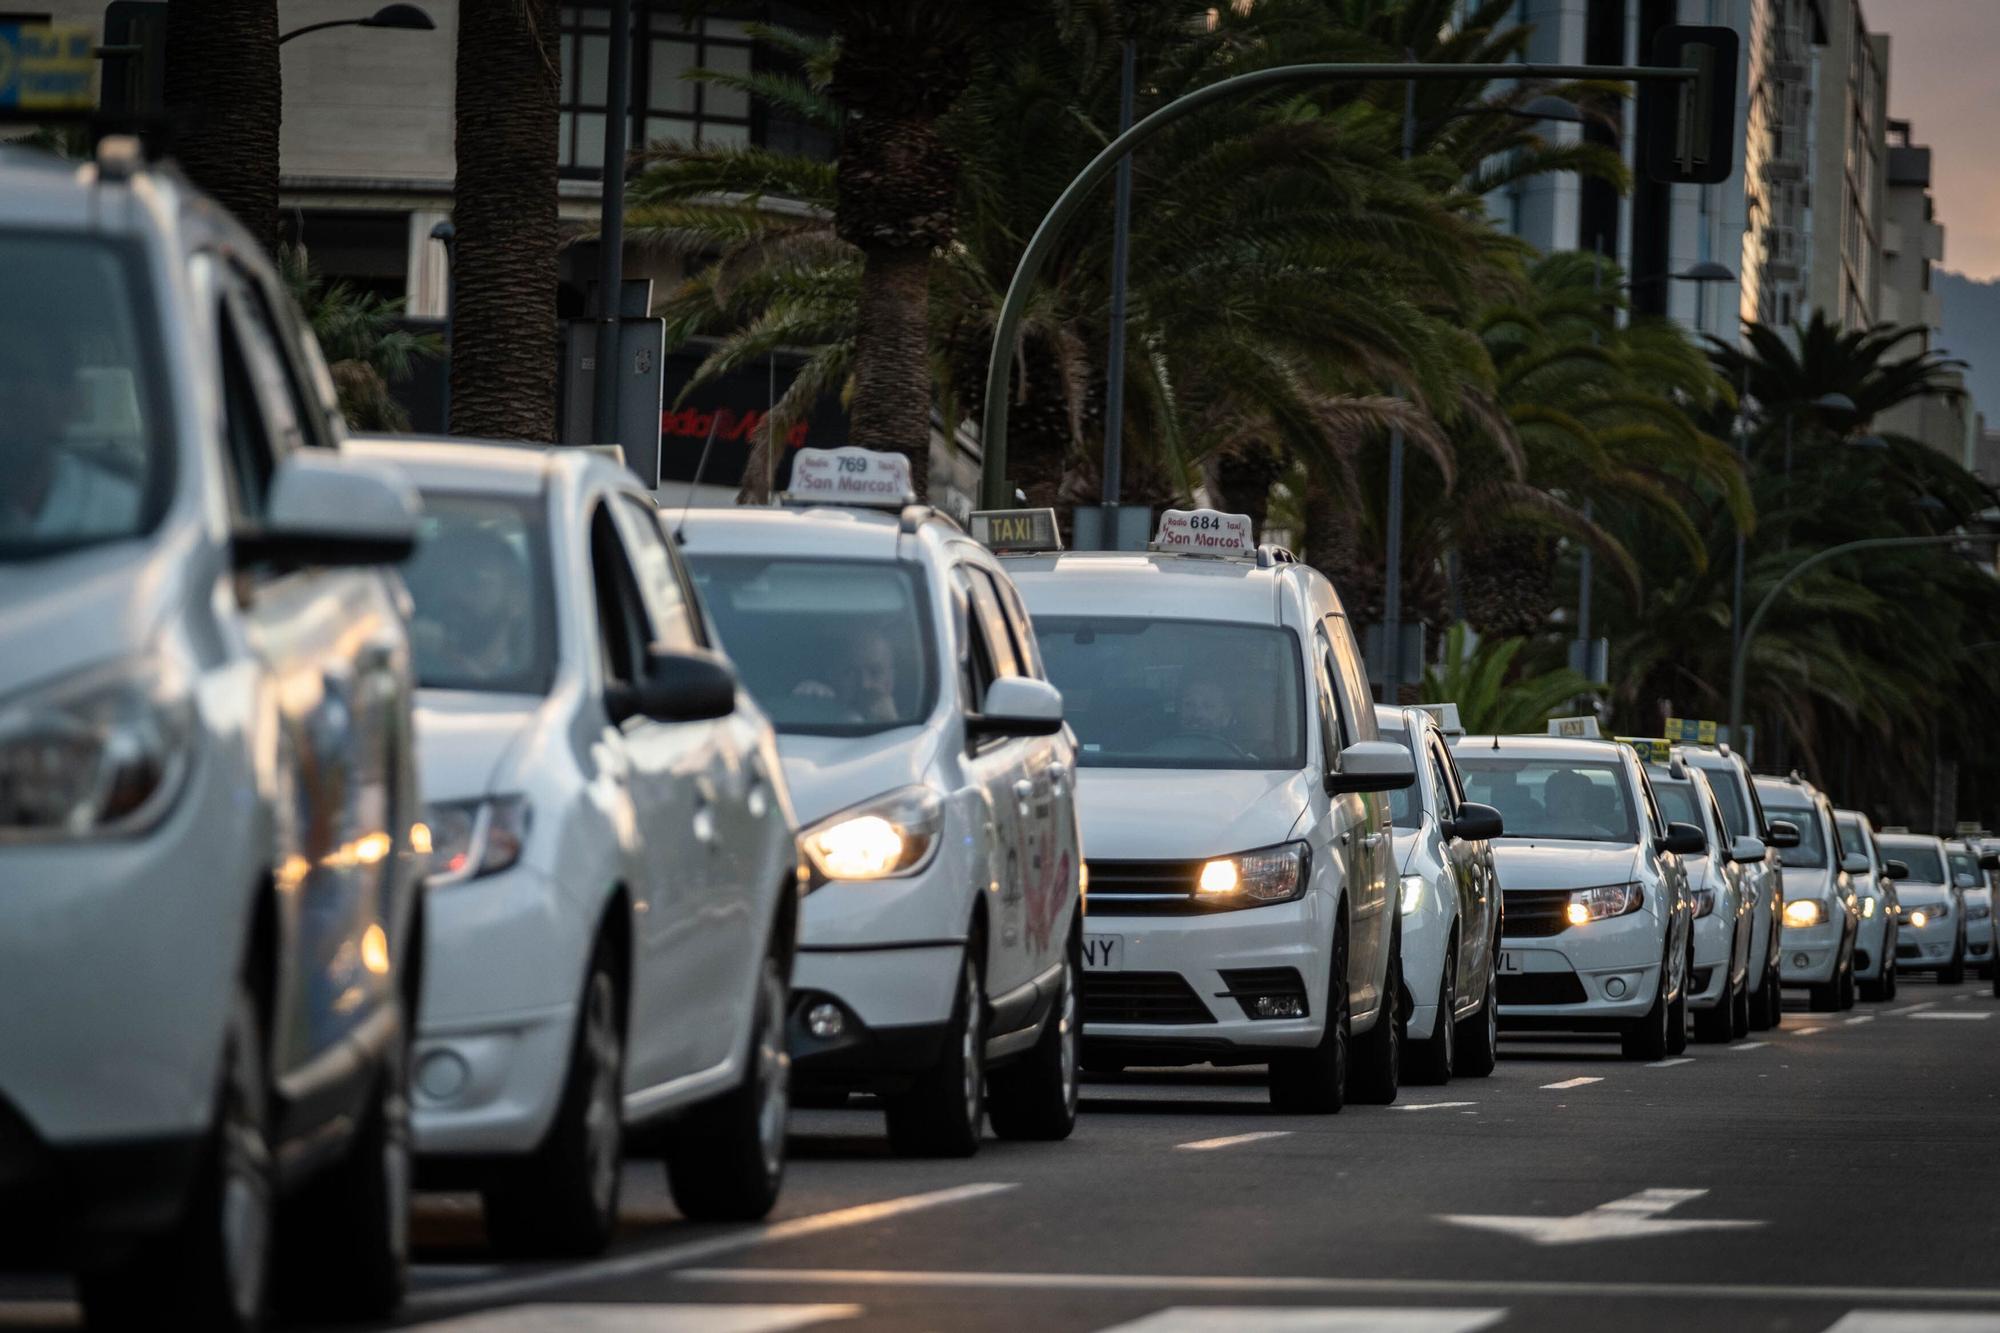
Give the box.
[1363,832,1386,851]
[693,779,718,846]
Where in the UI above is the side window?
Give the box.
[1637,765,1666,841]
[952,570,999,711]
[958,565,1022,679]
[1744,767,1773,837]
[1427,741,1459,819]
[215,302,276,521]
[1322,615,1377,745]
[608,494,700,652]
[229,276,324,452]
[987,569,1045,678]
[588,505,649,691]
[1310,628,1343,771]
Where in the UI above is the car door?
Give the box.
[1320,616,1391,1017]
[211,260,415,1135]
[1429,734,1488,1011]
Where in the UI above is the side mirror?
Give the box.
[1841,853,1871,877]
[1765,819,1801,849]
[239,451,420,568]
[1328,740,1416,795]
[1657,821,1706,857]
[968,676,1064,739]
[1956,872,1980,889]
[1444,802,1504,843]
[1730,835,1767,864]
[608,647,738,725]
[1883,859,1910,881]
[1980,852,2000,872]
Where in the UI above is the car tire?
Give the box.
[483,950,625,1257]
[988,933,1081,1141]
[1406,950,1456,1085]
[1747,974,1779,1031]
[1941,935,1966,986]
[667,951,790,1221]
[885,946,985,1158]
[272,1002,411,1320]
[1664,943,1691,1056]
[1348,916,1403,1105]
[77,984,274,1333]
[1621,957,1671,1060]
[1694,939,1735,1044]
[1269,920,1350,1113]
[1453,945,1500,1080]
[1991,953,2000,998]
[1837,950,1857,1010]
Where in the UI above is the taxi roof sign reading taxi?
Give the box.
[780,446,915,509]
[1547,715,1602,739]
[971,507,1061,553]
[1151,508,1255,557]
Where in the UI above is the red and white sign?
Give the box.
[1153,508,1255,555]
[784,447,914,506]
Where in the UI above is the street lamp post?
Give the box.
[278,3,434,44]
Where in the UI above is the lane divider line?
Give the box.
[1887,1002,1937,1014]
[1176,1130,1292,1151]
[1399,1101,1479,1111]
[1731,1041,1768,1050]
[1793,1026,1826,1035]
[1540,1077,1603,1090]
[1843,1015,1874,1025]
[406,1182,1016,1312]
[1646,1058,1693,1068]
[1912,1011,1993,1021]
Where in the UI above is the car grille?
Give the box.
[1497,973,1589,1005]
[1502,888,1574,938]
[1084,859,1204,914]
[1897,941,1922,959]
[1082,971,1215,1025]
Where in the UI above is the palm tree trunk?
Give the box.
[1213,442,1288,540]
[450,0,561,441]
[847,244,934,497]
[164,0,280,250]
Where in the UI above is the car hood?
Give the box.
[1490,840,1640,891]
[1074,768,1311,860]
[415,690,545,803]
[777,728,935,828]
[0,525,207,699]
[1780,864,1836,897]
[1898,885,1952,910]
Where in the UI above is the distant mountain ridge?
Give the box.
[1938,270,2000,424]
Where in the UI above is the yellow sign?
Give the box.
[970,507,1061,553]
[1664,716,1718,745]
[0,24,96,111]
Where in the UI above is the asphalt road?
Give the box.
[7,981,2000,1332]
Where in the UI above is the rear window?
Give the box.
[0,232,166,556]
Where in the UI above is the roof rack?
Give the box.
[1255,545,1296,568]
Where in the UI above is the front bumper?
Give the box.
[1965,916,1994,963]
[786,942,965,1089]
[1495,912,1666,1030]
[1780,918,1842,985]
[1896,915,1959,971]
[1401,908,1449,1040]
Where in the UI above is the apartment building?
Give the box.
[1739,0,1820,328]
[1874,120,1974,463]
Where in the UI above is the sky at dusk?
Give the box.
[1870,0,2000,280]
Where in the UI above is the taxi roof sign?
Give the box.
[971,507,1062,554]
[0,23,95,111]
[1664,716,1720,746]
[1547,715,1602,739]
[780,447,915,509]
[1414,702,1464,736]
[1151,508,1255,557]
[1620,735,1674,765]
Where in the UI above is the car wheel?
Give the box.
[667,951,790,1220]
[1664,943,1691,1056]
[1348,916,1403,1104]
[885,945,985,1157]
[1941,934,1966,986]
[1407,950,1456,1085]
[78,984,274,1333]
[273,1000,411,1320]
[1694,938,1735,1044]
[1453,944,1499,1079]
[1269,920,1350,1113]
[1885,949,1898,1000]
[1621,955,1670,1060]
[483,950,625,1257]
[988,932,1081,1141]
[1837,949,1857,1010]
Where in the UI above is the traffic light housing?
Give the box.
[1642,24,1740,185]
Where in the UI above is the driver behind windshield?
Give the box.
[0,322,139,541]
[795,628,903,724]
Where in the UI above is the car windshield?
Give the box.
[1949,850,1982,887]
[1032,616,1305,771]
[1889,844,1947,885]
[401,492,558,695]
[1767,803,1828,869]
[1454,757,1638,844]
[1837,819,1870,857]
[0,232,164,557]
[1697,767,1751,840]
[1381,725,1420,826]
[1651,779,1702,832]
[686,556,936,734]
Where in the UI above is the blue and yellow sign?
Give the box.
[1664,716,1719,746]
[0,24,95,111]
[1619,736,1674,765]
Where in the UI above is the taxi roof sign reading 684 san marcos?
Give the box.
[1152,508,1255,557]
[780,447,915,509]
[0,24,94,110]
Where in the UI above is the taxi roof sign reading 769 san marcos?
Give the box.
[779,447,915,509]
[1151,508,1255,557]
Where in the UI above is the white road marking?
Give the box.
[1177,1131,1292,1151]
[676,1267,2000,1308]
[406,1183,1015,1312]
[1399,1101,1479,1111]
[421,1306,862,1332]
[1646,1058,1694,1068]
[1440,1187,1763,1246]
[1092,1308,1507,1333]
[1912,1011,1992,1021]
[1794,1026,1826,1035]
[1954,992,1973,1002]
[1844,1015,1875,1025]
[1732,1041,1768,1050]
[1821,1314,2000,1331]
[1888,1002,1938,1014]
[1540,1077,1602,1090]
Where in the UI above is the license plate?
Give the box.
[1082,934,1123,971]
[1498,951,1526,975]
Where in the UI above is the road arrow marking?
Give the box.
[1177,1131,1291,1151]
[1540,1076,1602,1090]
[1439,1187,1764,1246]
[1399,1101,1478,1111]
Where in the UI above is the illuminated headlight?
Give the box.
[0,656,195,842]
[1861,896,1877,918]
[1195,842,1309,907]
[1970,903,1992,922]
[801,786,943,885]
[1909,909,1930,929]
[1399,874,1427,915]
[1783,898,1826,927]
[1564,882,1644,926]
[1903,902,1947,923]
[1692,888,1717,919]
[425,795,531,885]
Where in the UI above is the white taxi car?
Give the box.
[680,453,1084,1157]
[1878,832,1964,982]
[1449,728,1698,1060]
[351,439,803,1248]
[1755,775,1861,1011]
[1836,809,1901,1001]
[1643,752,1759,1042]
[1377,704,1504,1083]
[1946,840,1994,979]
[1681,745,1790,1030]
[1008,511,1416,1112]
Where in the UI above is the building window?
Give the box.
[557,7,761,176]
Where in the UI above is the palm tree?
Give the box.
[1419,623,1600,734]
[164,0,281,249]
[449,0,561,441]
[280,247,442,431]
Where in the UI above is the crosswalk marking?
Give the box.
[416,1305,862,1331]
[1177,1130,1292,1151]
[1540,1076,1602,1090]
[1091,1309,1507,1333]
[1795,1026,1826,1035]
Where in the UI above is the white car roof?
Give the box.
[678,502,958,563]
[346,436,600,497]
[1452,735,1632,763]
[1003,551,1319,625]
